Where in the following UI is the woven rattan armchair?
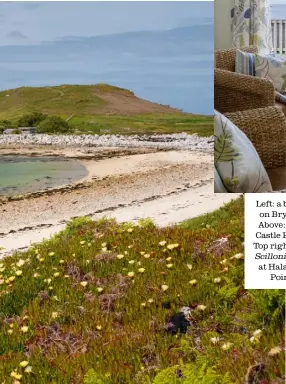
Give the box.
[224,106,286,170]
[215,47,286,172]
[215,47,276,113]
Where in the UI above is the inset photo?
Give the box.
[214,0,286,193]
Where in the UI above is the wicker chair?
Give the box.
[215,47,286,178]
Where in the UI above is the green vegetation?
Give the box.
[36,116,70,134]
[0,196,284,383]
[0,84,213,136]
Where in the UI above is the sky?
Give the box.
[0,1,214,114]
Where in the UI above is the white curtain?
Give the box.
[231,0,272,53]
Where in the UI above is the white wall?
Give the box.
[215,0,233,51]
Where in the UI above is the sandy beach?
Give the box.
[0,144,240,256]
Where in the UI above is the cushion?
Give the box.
[214,110,273,193]
[235,49,286,96]
[255,53,286,94]
[214,167,228,193]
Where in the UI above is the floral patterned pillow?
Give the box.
[214,111,272,193]
[255,53,286,94]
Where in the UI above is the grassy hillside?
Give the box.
[0,196,284,383]
[0,84,213,136]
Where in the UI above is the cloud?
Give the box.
[6,31,27,39]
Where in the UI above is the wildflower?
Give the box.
[166,257,172,261]
[144,253,151,258]
[159,241,167,246]
[140,251,145,255]
[101,242,107,247]
[214,277,221,283]
[39,258,44,262]
[189,279,197,285]
[210,337,220,345]
[64,275,70,278]
[186,264,192,270]
[24,366,33,373]
[19,361,29,368]
[16,259,25,267]
[231,253,244,260]
[97,287,104,293]
[33,273,40,278]
[161,284,169,291]
[48,252,55,256]
[59,260,65,264]
[167,243,179,250]
[0,279,4,285]
[117,254,124,259]
[53,272,60,277]
[48,286,53,290]
[0,267,5,272]
[9,324,14,328]
[96,325,102,330]
[128,260,135,264]
[80,281,88,287]
[138,268,145,273]
[102,247,107,252]
[88,243,92,247]
[220,259,227,265]
[127,272,135,278]
[166,264,173,269]
[51,312,58,319]
[80,241,85,245]
[221,342,233,350]
[196,305,206,311]
[252,329,262,338]
[20,326,29,333]
[222,267,228,272]
[148,298,154,304]
[23,315,29,320]
[52,295,59,301]
[269,346,282,356]
[7,329,13,335]
[141,302,146,307]
[45,278,52,284]
[127,228,133,233]
[9,276,15,282]
[11,371,22,380]
[250,336,256,343]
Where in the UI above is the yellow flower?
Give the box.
[210,337,220,345]
[231,253,244,260]
[9,276,15,282]
[24,366,33,373]
[0,279,4,285]
[214,277,221,283]
[59,260,65,264]
[148,298,154,304]
[101,242,107,247]
[159,241,167,246]
[0,267,5,272]
[221,342,233,351]
[39,258,44,262]
[167,243,179,250]
[140,251,145,255]
[117,254,124,259]
[48,252,55,256]
[102,247,107,252]
[189,279,197,285]
[33,273,40,278]
[96,325,102,330]
[166,257,172,262]
[19,361,29,368]
[7,329,13,335]
[64,275,70,278]
[222,267,228,272]
[51,312,59,319]
[16,259,26,267]
[252,329,262,338]
[20,326,29,333]
[220,259,227,265]
[197,305,206,311]
[127,228,133,233]
[97,287,104,293]
[141,302,146,307]
[127,272,135,278]
[48,286,53,290]
[161,284,169,291]
[128,260,135,264]
[143,253,151,258]
[138,268,145,273]
[166,264,173,269]
[53,272,60,277]
[11,371,21,379]
[80,241,85,245]
[80,281,88,287]
[23,315,29,320]
[269,346,282,356]
[9,323,14,328]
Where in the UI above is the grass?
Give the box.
[0,196,284,383]
[0,85,213,136]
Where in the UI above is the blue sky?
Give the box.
[0,2,214,114]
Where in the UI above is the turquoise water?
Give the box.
[0,156,88,196]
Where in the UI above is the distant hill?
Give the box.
[0,84,213,136]
[0,84,184,119]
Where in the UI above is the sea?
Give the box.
[0,157,88,196]
[271,4,286,19]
